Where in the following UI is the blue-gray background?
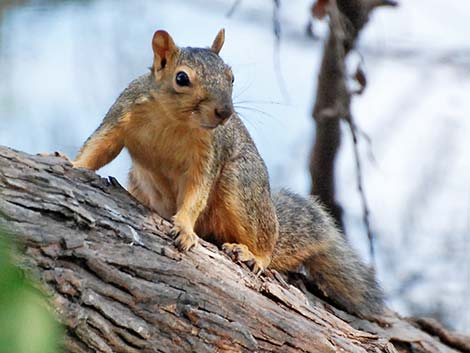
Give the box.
[1,0,469,332]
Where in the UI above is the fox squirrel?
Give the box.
[73,29,384,317]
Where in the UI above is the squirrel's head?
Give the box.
[151,29,235,130]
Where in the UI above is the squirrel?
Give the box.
[72,29,384,317]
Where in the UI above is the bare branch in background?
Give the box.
[346,113,375,262]
[272,0,281,40]
[271,0,290,102]
[353,62,367,95]
[312,0,329,19]
[309,0,397,259]
[227,0,290,101]
[366,0,399,11]
[226,0,242,17]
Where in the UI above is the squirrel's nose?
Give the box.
[214,105,233,120]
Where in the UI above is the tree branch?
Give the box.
[0,145,467,353]
[310,0,394,253]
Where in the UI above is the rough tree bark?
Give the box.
[1,146,469,353]
[310,0,397,234]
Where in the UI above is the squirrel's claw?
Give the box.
[222,243,265,275]
[171,225,198,252]
[168,228,180,239]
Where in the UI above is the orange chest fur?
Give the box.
[121,109,214,214]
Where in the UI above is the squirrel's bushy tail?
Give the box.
[270,189,384,317]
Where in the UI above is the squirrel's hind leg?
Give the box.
[222,243,269,274]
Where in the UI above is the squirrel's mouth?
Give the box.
[199,123,219,130]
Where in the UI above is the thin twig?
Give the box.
[315,0,376,262]
[272,0,291,102]
[352,121,378,166]
[346,114,375,263]
[366,0,399,11]
[226,0,242,17]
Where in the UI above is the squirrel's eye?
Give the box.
[175,71,190,87]
[231,75,235,84]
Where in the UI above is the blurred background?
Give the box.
[0,0,469,333]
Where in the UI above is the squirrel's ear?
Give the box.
[152,30,178,71]
[211,28,225,55]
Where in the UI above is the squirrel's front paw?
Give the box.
[170,224,198,252]
[222,243,266,275]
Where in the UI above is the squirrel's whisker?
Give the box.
[234,99,288,107]
[234,105,276,120]
[235,112,261,130]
